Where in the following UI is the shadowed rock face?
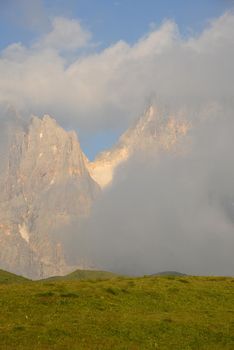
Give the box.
[0,114,100,279]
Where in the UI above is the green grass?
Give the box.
[0,272,233,349]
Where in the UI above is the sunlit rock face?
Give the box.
[88,106,190,188]
[0,113,99,279]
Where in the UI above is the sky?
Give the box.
[0,0,234,158]
[0,1,234,49]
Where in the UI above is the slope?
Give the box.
[0,275,233,349]
[0,269,30,284]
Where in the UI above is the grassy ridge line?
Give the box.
[0,269,30,284]
[0,269,118,284]
[43,269,118,282]
[0,275,233,349]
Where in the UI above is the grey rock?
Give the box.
[0,113,99,279]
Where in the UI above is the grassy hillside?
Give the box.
[44,269,118,281]
[0,274,233,349]
[0,269,30,284]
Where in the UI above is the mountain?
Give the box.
[0,113,99,279]
[0,106,189,279]
[88,105,190,188]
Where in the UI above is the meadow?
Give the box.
[0,269,233,349]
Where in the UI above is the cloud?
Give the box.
[66,105,234,276]
[0,13,233,131]
[35,17,92,52]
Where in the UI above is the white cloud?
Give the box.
[187,12,234,52]
[0,13,233,132]
[35,17,91,52]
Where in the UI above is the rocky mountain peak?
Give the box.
[0,113,99,279]
[88,105,190,188]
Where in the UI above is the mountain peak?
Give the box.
[88,105,190,188]
[0,113,100,279]
[30,114,59,129]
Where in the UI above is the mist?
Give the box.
[64,103,234,276]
